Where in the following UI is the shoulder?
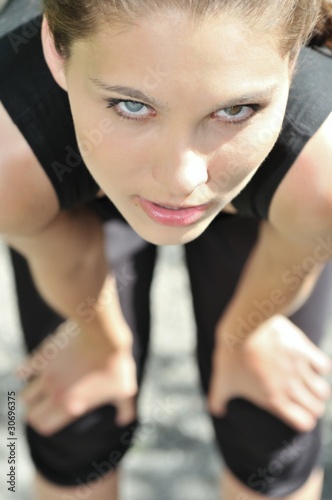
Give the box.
[0,15,60,234]
[285,47,332,136]
[0,102,60,236]
[232,47,332,220]
[269,112,332,239]
[0,17,100,213]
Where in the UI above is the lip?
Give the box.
[137,197,210,227]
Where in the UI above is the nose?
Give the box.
[152,144,209,198]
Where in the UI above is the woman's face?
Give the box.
[59,10,292,245]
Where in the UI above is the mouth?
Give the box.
[136,197,210,227]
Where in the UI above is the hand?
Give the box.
[208,315,332,432]
[16,320,138,435]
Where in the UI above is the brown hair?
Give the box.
[42,0,332,60]
[308,0,332,48]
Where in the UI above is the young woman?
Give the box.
[1,0,332,498]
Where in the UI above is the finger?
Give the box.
[310,352,332,375]
[287,379,326,419]
[20,377,45,406]
[27,397,71,436]
[298,339,332,375]
[63,371,137,417]
[270,397,317,433]
[115,397,137,426]
[298,360,331,400]
[62,373,107,416]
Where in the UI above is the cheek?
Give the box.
[240,109,285,162]
[210,114,284,195]
[73,115,137,174]
[67,92,132,168]
[94,134,150,180]
[77,128,151,195]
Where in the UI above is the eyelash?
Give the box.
[105,98,261,125]
[106,98,153,122]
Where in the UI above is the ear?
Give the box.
[41,15,68,91]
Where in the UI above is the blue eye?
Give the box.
[106,98,151,120]
[121,101,146,113]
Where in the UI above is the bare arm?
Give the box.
[0,100,131,349]
[216,221,327,349]
[219,112,332,343]
[6,210,139,434]
[5,207,132,350]
[0,103,136,433]
[209,114,332,431]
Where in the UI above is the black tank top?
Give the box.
[232,45,332,218]
[1,16,331,218]
[0,15,100,209]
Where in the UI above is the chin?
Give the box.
[134,221,210,246]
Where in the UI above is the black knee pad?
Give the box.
[26,405,138,487]
[212,398,322,497]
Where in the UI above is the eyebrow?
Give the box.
[90,78,168,110]
[90,77,280,113]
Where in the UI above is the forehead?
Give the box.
[73,10,290,95]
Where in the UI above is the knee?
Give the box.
[27,405,138,487]
[212,399,322,497]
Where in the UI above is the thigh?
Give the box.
[185,213,332,497]
[9,217,157,486]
